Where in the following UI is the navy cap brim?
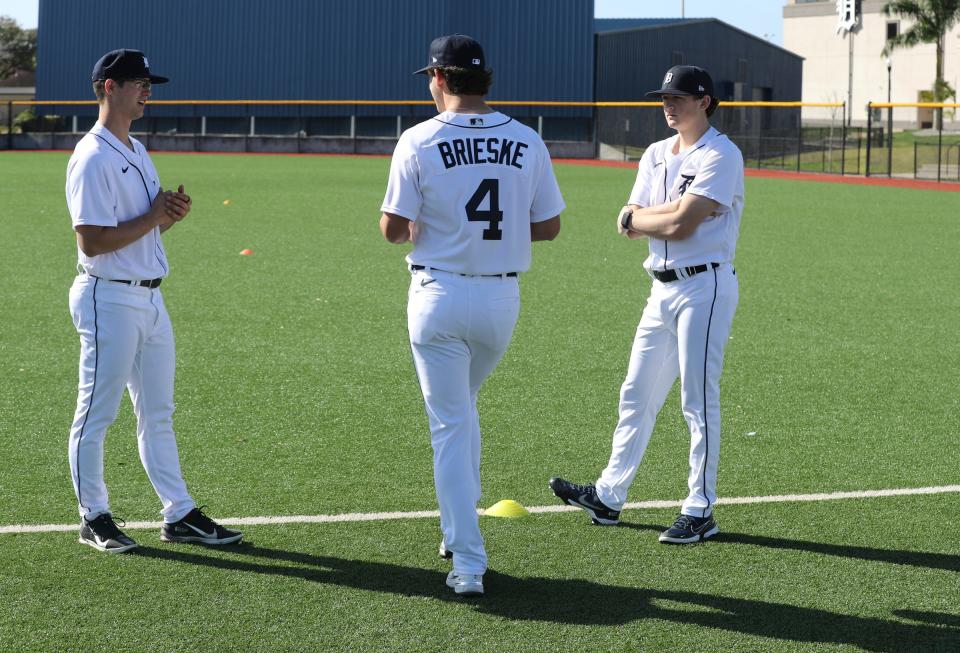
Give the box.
[95,73,170,83]
[413,65,432,75]
[645,89,698,98]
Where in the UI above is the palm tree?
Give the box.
[882,0,960,129]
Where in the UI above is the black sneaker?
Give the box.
[548,477,621,525]
[160,506,243,545]
[79,513,138,553]
[658,513,719,544]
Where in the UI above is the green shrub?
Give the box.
[12,108,36,133]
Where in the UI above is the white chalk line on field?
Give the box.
[2,484,958,535]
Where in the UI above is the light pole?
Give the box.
[886,58,893,176]
[886,58,892,103]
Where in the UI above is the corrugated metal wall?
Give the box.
[596,19,801,102]
[595,19,803,147]
[37,0,593,119]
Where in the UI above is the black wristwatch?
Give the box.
[620,207,633,230]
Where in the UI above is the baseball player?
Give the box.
[67,49,241,552]
[550,65,743,544]
[380,34,564,595]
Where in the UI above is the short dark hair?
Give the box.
[704,96,719,118]
[92,78,127,102]
[436,66,493,96]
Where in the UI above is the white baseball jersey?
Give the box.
[66,121,168,280]
[595,124,744,522]
[628,126,743,271]
[66,122,194,524]
[381,111,565,275]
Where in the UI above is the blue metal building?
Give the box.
[36,0,594,139]
[29,2,803,157]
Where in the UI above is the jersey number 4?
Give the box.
[465,178,503,240]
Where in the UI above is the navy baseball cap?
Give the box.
[414,34,485,75]
[92,49,169,84]
[646,65,713,98]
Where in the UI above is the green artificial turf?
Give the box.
[0,151,957,652]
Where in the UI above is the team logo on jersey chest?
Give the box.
[678,174,696,196]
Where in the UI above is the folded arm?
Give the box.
[618,193,720,241]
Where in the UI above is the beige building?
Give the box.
[0,77,36,131]
[784,0,960,127]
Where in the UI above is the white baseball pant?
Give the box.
[68,275,195,522]
[596,263,738,517]
[407,268,520,576]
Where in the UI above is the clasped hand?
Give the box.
[151,184,192,228]
[163,184,192,221]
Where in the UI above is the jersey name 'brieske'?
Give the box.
[437,137,529,169]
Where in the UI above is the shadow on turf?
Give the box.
[619,521,960,572]
[134,544,959,651]
[894,610,960,628]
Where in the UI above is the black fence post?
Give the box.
[840,103,847,176]
[796,114,802,173]
[856,128,861,175]
[913,141,917,179]
[821,128,826,172]
[6,101,12,149]
[886,105,893,178]
[865,103,872,177]
[937,107,943,182]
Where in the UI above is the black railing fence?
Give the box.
[4,99,959,182]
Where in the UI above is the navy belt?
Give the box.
[651,262,719,283]
[92,275,163,288]
[411,265,517,278]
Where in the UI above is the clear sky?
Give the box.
[0,0,36,28]
[595,0,787,45]
[1,0,787,45]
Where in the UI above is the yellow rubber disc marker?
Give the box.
[484,499,530,518]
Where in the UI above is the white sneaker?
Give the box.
[446,570,484,596]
